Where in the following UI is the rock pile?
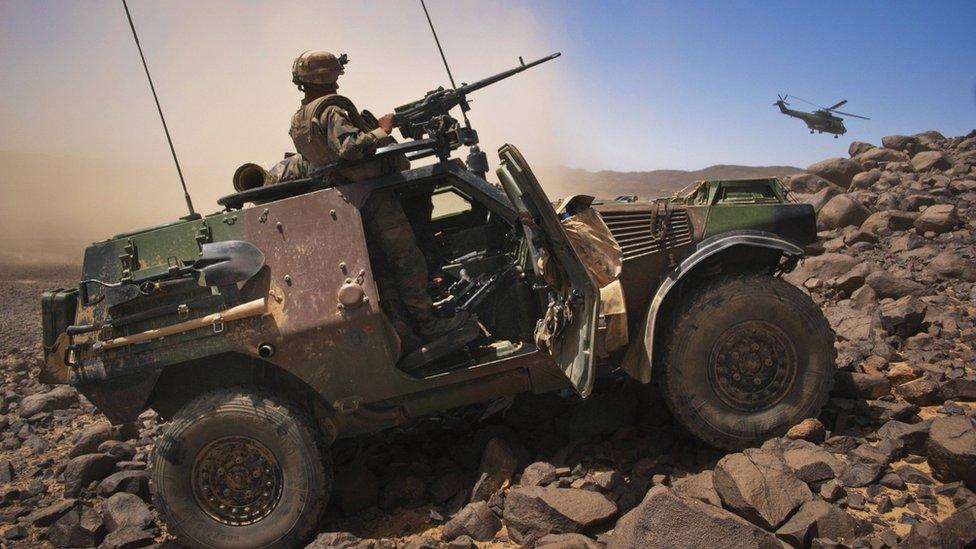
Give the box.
[1,130,974,548]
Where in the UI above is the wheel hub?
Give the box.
[191,436,282,526]
[708,320,798,411]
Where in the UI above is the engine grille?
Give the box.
[599,209,693,260]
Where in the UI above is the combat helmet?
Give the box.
[292,50,348,87]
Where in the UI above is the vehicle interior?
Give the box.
[386,177,545,378]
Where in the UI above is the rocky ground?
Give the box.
[1,130,975,548]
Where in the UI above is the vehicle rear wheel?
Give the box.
[151,387,331,549]
[657,274,835,450]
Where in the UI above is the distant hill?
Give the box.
[535,164,803,199]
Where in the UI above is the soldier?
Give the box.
[289,50,474,349]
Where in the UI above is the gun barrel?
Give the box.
[457,52,561,96]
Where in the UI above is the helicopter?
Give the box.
[774,94,869,137]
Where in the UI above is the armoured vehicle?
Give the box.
[39,62,835,548]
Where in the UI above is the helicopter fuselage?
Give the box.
[775,101,847,135]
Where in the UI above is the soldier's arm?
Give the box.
[324,106,388,160]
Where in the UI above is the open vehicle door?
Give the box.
[496,144,600,397]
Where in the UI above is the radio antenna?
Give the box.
[122,0,198,219]
[420,0,470,126]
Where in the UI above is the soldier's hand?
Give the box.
[378,113,395,133]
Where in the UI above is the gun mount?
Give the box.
[392,52,561,177]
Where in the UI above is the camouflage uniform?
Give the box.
[289,95,436,326]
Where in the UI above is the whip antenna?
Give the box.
[122,0,198,218]
[420,0,470,126]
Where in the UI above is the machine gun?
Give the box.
[391,53,561,177]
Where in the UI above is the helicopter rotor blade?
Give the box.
[826,99,848,110]
[832,110,870,120]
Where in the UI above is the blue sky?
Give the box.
[530,0,976,169]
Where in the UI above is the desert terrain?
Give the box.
[0,130,975,548]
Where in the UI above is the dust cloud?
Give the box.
[0,1,581,265]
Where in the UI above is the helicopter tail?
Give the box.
[774,94,791,113]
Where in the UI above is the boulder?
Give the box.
[848,141,874,157]
[607,486,780,549]
[26,499,76,527]
[817,195,871,230]
[848,170,881,190]
[503,486,617,546]
[672,470,721,507]
[786,173,835,194]
[781,446,842,483]
[927,251,976,282]
[536,533,601,548]
[785,418,826,444]
[855,147,908,164]
[860,210,916,235]
[96,470,150,500]
[911,150,952,172]
[520,461,558,487]
[893,377,941,405]
[47,504,105,548]
[877,420,931,453]
[306,532,378,549]
[99,526,155,549]
[100,492,153,532]
[913,204,959,233]
[774,500,856,547]
[471,438,517,502]
[785,253,858,288]
[942,379,976,401]
[865,270,928,298]
[833,372,890,399]
[900,521,963,549]
[69,421,114,458]
[879,296,927,337]
[18,386,77,417]
[941,504,976,546]
[807,157,864,188]
[712,450,811,529]
[881,134,921,153]
[442,501,501,542]
[926,416,976,490]
[63,453,118,497]
[803,185,842,213]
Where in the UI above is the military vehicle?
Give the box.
[775,94,870,137]
[37,23,835,546]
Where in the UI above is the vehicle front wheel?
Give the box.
[151,387,331,549]
[657,274,835,450]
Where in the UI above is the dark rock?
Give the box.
[445,535,476,549]
[894,464,933,485]
[69,421,114,458]
[865,271,928,298]
[429,472,464,503]
[401,535,439,549]
[877,420,930,453]
[97,440,137,461]
[879,472,907,490]
[781,446,842,483]
[471,438,517,502]
[503,486,617,546]
[18,386,77,417]
[672,470,721,507]
[808,158,864,188]
[860,399,919,422]
[100,493,153,532]
[818,195,871,230]
[3,524,26,540]
[713,450,811,529]
[900,521,962,549]
[785,418,826,444]
[96,470,150,500]
[911,150,952,172]
[0,460,13,484]
[833,372,890,399]
[941,503,976,546]
[942,379,976,401]
[47,504,105,548]
[442,501,501,542]
[819,480,845,502]
[879,296,927,338]
[927,415,976,490]
[306,532,379,549]
[380,475,426,510]
[926,251,976,282]
[775,500,857,548]
[332,462,379,515]
[536,533,601,549]
[98,526,155,549]
[607,486,780,549]
[913,204,959,233]
[520,461,558,487]
[26,498,76,527]
[63,453,118,497]
[893,377,941,405]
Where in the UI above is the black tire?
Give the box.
[657,274,835,450]
[151,387,331,549]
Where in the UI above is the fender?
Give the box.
[620,231,805,383]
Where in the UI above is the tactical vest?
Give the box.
[289,94,393,182]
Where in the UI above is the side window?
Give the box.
[431,187,473,221]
